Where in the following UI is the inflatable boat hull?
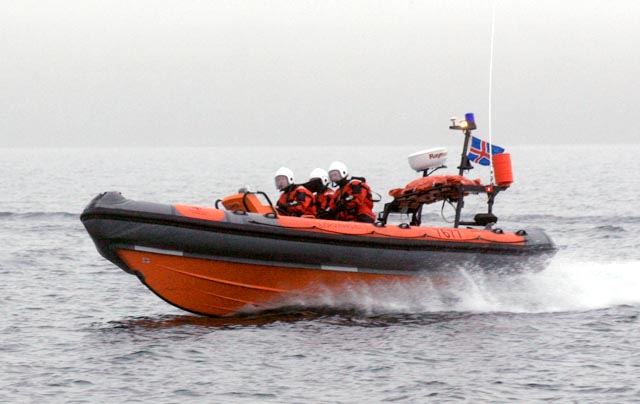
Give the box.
[81,192,557,316]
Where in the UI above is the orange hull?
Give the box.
[117,249,417,317]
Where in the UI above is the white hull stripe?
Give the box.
[320,265,358,273]
[126,245,395,274]
[134,245,184,256]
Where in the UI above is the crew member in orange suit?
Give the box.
[326,161,376,223]
[274,167,316,217]
[306,168,335,219]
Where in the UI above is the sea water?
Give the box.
[1,144,640,403]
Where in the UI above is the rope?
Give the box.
[250,219,522,243]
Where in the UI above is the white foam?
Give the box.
[282,257,640,315]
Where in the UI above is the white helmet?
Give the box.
[309,168,329,187]
[328,161,348,182]
[274,167,294,190]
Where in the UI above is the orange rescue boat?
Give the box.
[80,113,556,317]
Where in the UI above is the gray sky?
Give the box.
[1,0,638,147]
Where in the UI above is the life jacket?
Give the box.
[276,185,317,217]
[315,187,335,219]
[329,178,375,223]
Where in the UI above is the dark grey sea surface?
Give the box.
[1,145,640,403]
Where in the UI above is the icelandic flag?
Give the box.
[468,136,505,166]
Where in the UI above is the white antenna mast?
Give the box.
[488,0,497,184]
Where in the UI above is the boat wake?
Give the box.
[98,257,640,329]
[263,256,640,315]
